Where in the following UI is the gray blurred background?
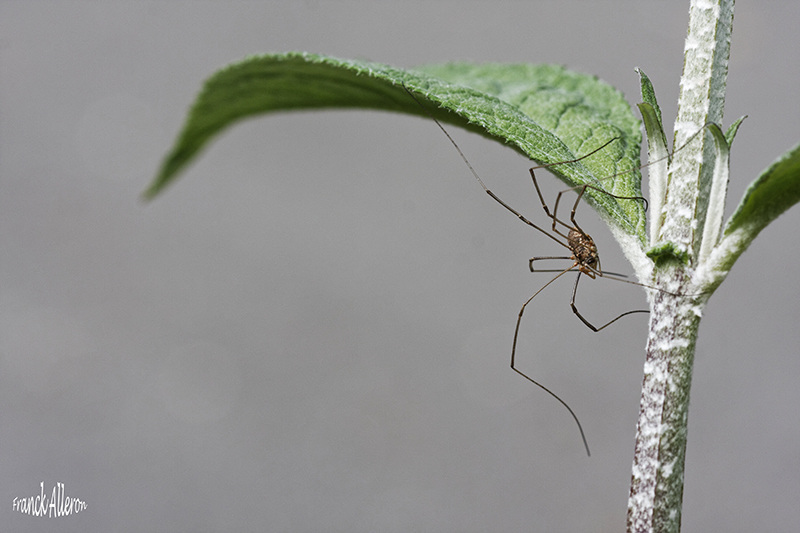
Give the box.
[1,2,798,531]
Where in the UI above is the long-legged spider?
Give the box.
[405,86,704,455]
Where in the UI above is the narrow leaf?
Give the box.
[638,102,670,245]
[698,124,730,263]
[636,68,665,136]
[725,115,747,147]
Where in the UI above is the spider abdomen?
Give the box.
[568,229,599,268]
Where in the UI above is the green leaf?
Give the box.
[637,102,670,244]
[147,52,645,241]
[725,142,800,238]
[636,68,665,138]
[697,123,730,263]
[697,140,800,293]
[725,115,747,147]
[635,69,670,245]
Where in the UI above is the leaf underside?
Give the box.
[147,52,646,242]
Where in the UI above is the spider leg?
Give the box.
[510,264,591,456]
[569,270,648,332]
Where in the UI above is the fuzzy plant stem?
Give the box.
[627,0,734,532]
[627,275,703,533]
